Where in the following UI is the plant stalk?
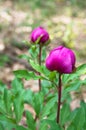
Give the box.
[57,73,62,124]
[38,44,42,91]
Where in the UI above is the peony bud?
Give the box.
[46,46,76,74]
[30,27,49,44]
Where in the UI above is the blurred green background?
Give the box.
[0,0,86,74]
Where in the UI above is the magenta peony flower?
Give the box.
[30,27,49,44]
[46,46,76,74]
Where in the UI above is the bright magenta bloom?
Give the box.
[30,27,49,44]
[46,46,76,74]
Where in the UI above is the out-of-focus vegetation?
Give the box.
[0,0,86,67]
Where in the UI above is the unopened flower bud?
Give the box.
[46,46,76,74]
[30,27,49,44]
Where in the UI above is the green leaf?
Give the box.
[80,100,86,117]
[41,46,47,62]
[60,103,71,125]
[24,91,44,117]
[40,120,61,130]
[15,125,28,130]
[26,111,36,130]
[47,120,61,130]
[40,121,48,130]
[31,35,43,44]
[83,121,86,129]
[64,80,81,93]
[24,89,34,105]
[30,60,43,72]
[14,69,30,79]
[41,80,51,94]
[14,70,41,80]
[67,124,75,130]
[13,91,24,123]
[68,107,85,130]
[41,95,57,118]
[0,123,4,130]
[3,88,12,114]
[68,108,79,125]
[76,64,86,75]
[33,92,44,116]
[0,81,6,93]
[0,100,6,115]
[11,78,25,123]
[29,60,49,76]
[0,116,27,130]
[29,45,39,59]
[49,71,57,81]
[11,78,24,94]
[19,54,30,60]
[80,101,86,129]
[0,115,16,130]
[48,103,57,120]
[62,64,86,84]
[0,83,7,114]
[62,74,75,84]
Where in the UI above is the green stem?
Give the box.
[57,73,62,124]
[38,44,42,91]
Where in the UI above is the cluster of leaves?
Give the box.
[0,44,86,130]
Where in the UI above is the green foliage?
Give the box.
[26,111,36,130]
[67,101,86,130]
[62,22,75,48]
[68,0,86,8]
[60,103,71,126]
[13,91,24,123]
[29,60,50,78]
[0,54,9,67]
[41,96,57,119]
[14,69,41,80]
[62,64,86,101]
[3,88,12,115]
[0,61,86,130]
[40,120,61,130]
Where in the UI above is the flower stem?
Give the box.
[38,44,42,91]
[57,73,62,124]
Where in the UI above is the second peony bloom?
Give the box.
[46,46,76,74]
[30,27,49,44]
